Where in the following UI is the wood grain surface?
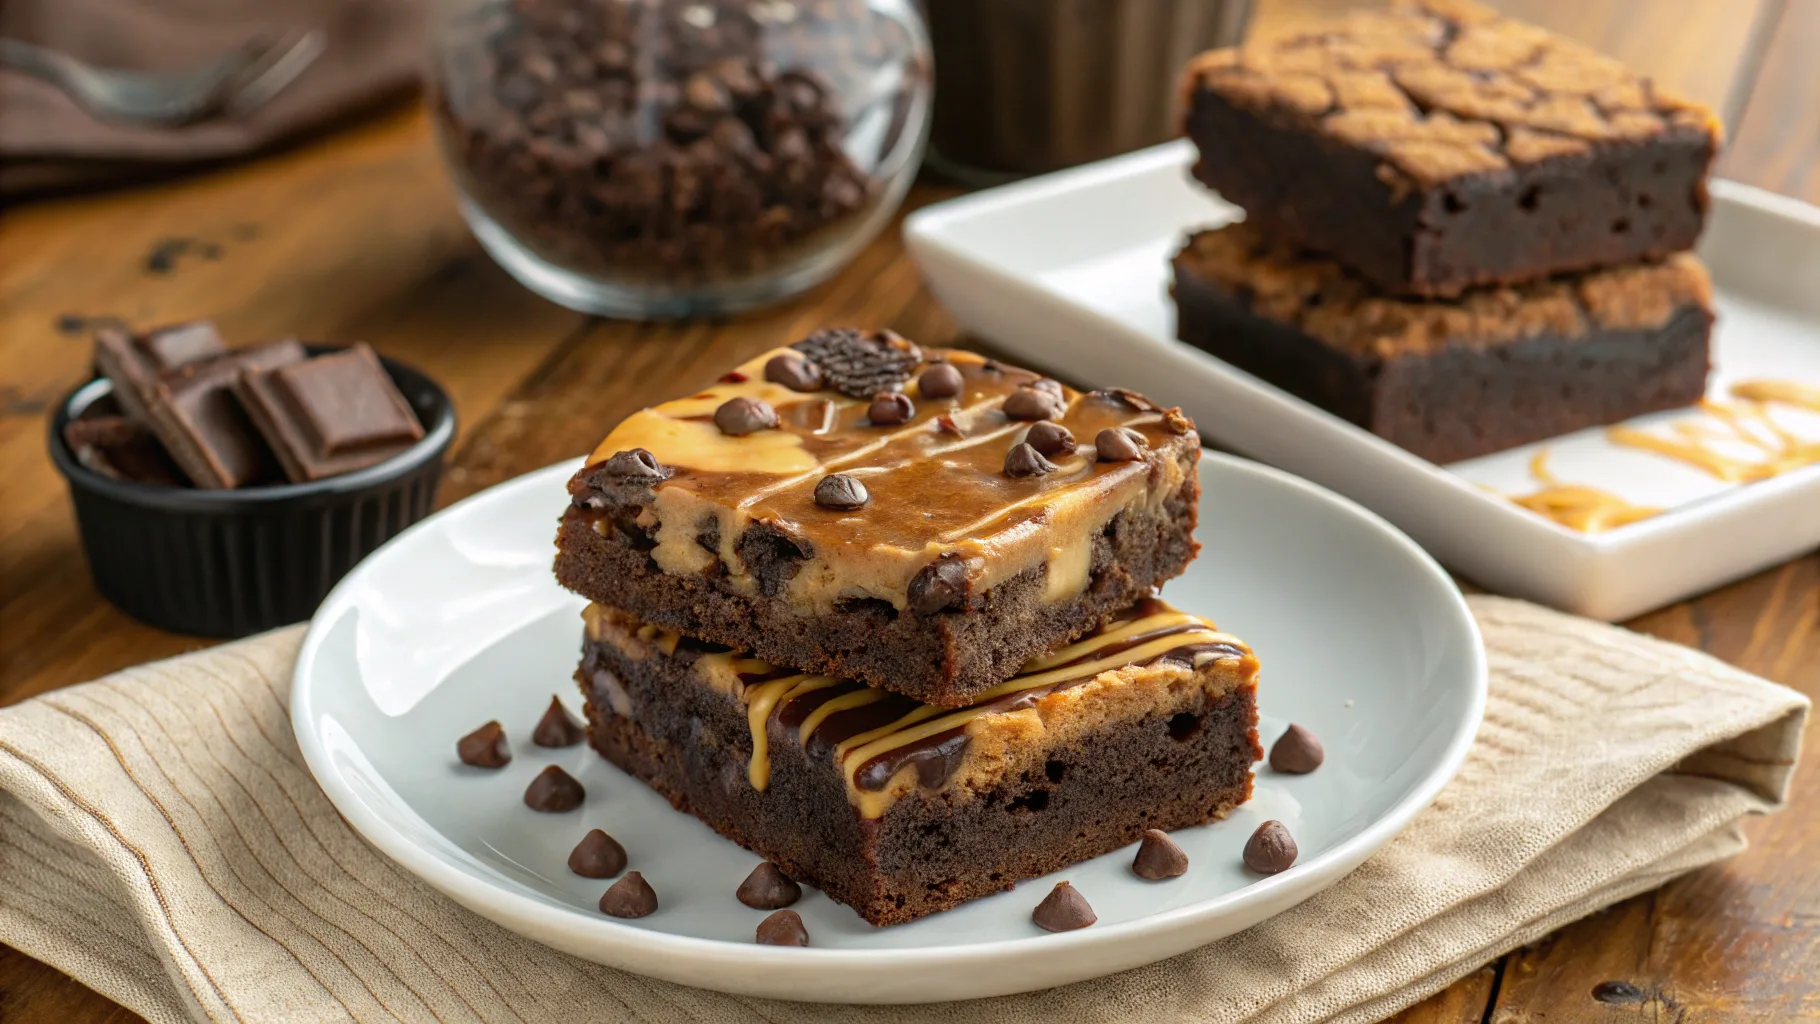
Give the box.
[2,0,1817,1021]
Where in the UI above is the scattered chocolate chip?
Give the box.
[813,474,869,510]
[1002,386,1063,422]
[917,362,964,399]
[1243,820,1298,874]
[867,391,914,425]
[737,862,802,909]
[457,721,511,768]
[600,871,658,918]
[1090,387,1157,411]
[533,697,585,748]
[524,765,586,812]
[1591,981,1647,1005]
[714,396,778,436]
[756,909,809,946]
[764,353,824,392]
[792,328,923,399]
[718,371,750,383]
[1025,421,1076,458]
[1269,724,1325,774]
[908,556,969,615]
[1004,442,1058,477]
[569,829,627,879]
[1031,881,1096,932]
[934,413,965,437]
[1132,829,1189,880]
[603,448,670,482]
[1094,427,1148,463]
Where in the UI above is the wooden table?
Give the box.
[2,0,1816,1019]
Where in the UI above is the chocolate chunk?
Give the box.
[63,414,185,485]
[235,343,425,483]
[1269,724,1325,774]
[791,328,923,399]
[714,396,778,436]
[457,721,511,768]
[813,474,869,510]
[1004,442,1057,477]
[1002,386,1063,421]
[1094,427,1148,463]
[1132,829,1189,880]
[603,448,670,483]
[1031,881,1096,932]
[755,909,809,946]
[523,765,585,812]
[1024,421,1076,458]
[1243,820,1298,874]
[764,354,823,392]
[1090,387,1157,412]
[737,862,802,909]
[568,829,628,879]
[138,322,226,371]
[533,696,585,748]
[867,391,914,425]
[600,871,659,918]
[908,556,969,615]
[917,362,964,399]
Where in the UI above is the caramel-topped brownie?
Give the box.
[555,329,1201,706]
[1180,0,1720,297]
[1173,222,1713,464]
[577,599,1260,925]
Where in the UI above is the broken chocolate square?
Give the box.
[234,343,425,483]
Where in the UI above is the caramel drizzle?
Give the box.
[1508,449,1661,533]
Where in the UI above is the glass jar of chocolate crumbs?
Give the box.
[430,0,931,319]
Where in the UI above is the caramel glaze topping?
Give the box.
[586,599,1256,819]
[579,345,1197,614]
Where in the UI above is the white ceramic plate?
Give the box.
[292,454,1484,1003]
[904,141,1820,621]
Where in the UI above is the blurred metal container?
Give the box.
[924,0,1253,182]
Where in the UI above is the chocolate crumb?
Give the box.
[1031,881,1096,932]
[600,871,658,918]
[1025,421,1076,458]
[457,721,511,768]
[1004,442,1057,477]
[1002,386,1063,422]
[764,354,824,392]
[569,829,628,879]
[1132,829,1189,880]
[813,474,869,510]
[867,391,914,425]
[1243,820,1298,874]
[533,696,585,748]
[737,862,802,909]
[908,556,969,615]
[524,765,586,812]
[1094,427,1148,463]
[1269,724,1325,774]
[714,396,779,436]
[756,909,809,946]
[917,362,964,399]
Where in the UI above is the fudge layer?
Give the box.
[556,329,1201,707]
[576,599,1261,925]
[1180,0,1720,297]
[1172,223,1713,464]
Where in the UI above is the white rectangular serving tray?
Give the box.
[905,141,1820,620]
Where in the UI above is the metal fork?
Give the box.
[0,30,326,127]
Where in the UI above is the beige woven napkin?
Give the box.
[0,596,1806,1024]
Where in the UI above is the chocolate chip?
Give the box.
[917,362,964,399]
[1031,881,1096,932]
[1591,981,1648,1004]
[1002,386,1062,422]
[756,909,809,946]
[867,391,914,425]
[1094,427,1148,463]
[1089,387,1157,412]
[737,862,802,909]
[764,354,824,392]
[603,448,670,482]
[908,556,969,615]
[714,396,778,436]
[1131,829,1189,880]
[569,829,627,878]
[600,871,658,918]
[1243,820,1298,874]
[457,721,511,768]
[792,328,923,399]
[533,697,585,748]
[524,765,586,812]
[813,474,869,510]
[1004,442,1057,477]
[1031,378,1065,399]
[1269,724,1325,774]
[1024,422,1076,458]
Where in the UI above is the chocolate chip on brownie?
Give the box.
[867,391,914,426]
[917,362,964,399]
[1024,421,1076,458]
[1095,427,1148,463]
[457,721,512,768]
[714,396,778,436]
[737,862,802,909]
[764,354,824,393]
[1004,442,1057,477]
[908,556,969,616]
[1031,881,1096,932]
[1002,385,1063,422]
[813,474,869,510]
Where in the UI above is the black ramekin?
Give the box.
[48,347,457,638]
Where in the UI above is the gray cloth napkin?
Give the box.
[0,595,1806,1024]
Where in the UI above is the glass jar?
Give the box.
[430,0,931,319]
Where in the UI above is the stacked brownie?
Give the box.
[1174,0,1721,464]
[553,328,1263,926]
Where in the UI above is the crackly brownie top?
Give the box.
[585,599,1258,819]
[569,329,1198,613]
[1182,0,1720,188]
[1176,222,1712,358]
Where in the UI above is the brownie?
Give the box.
[576,599,1261,925]
[1172,223,1714,465]
[1179,0,1721,297]
[554,328,1202,707]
